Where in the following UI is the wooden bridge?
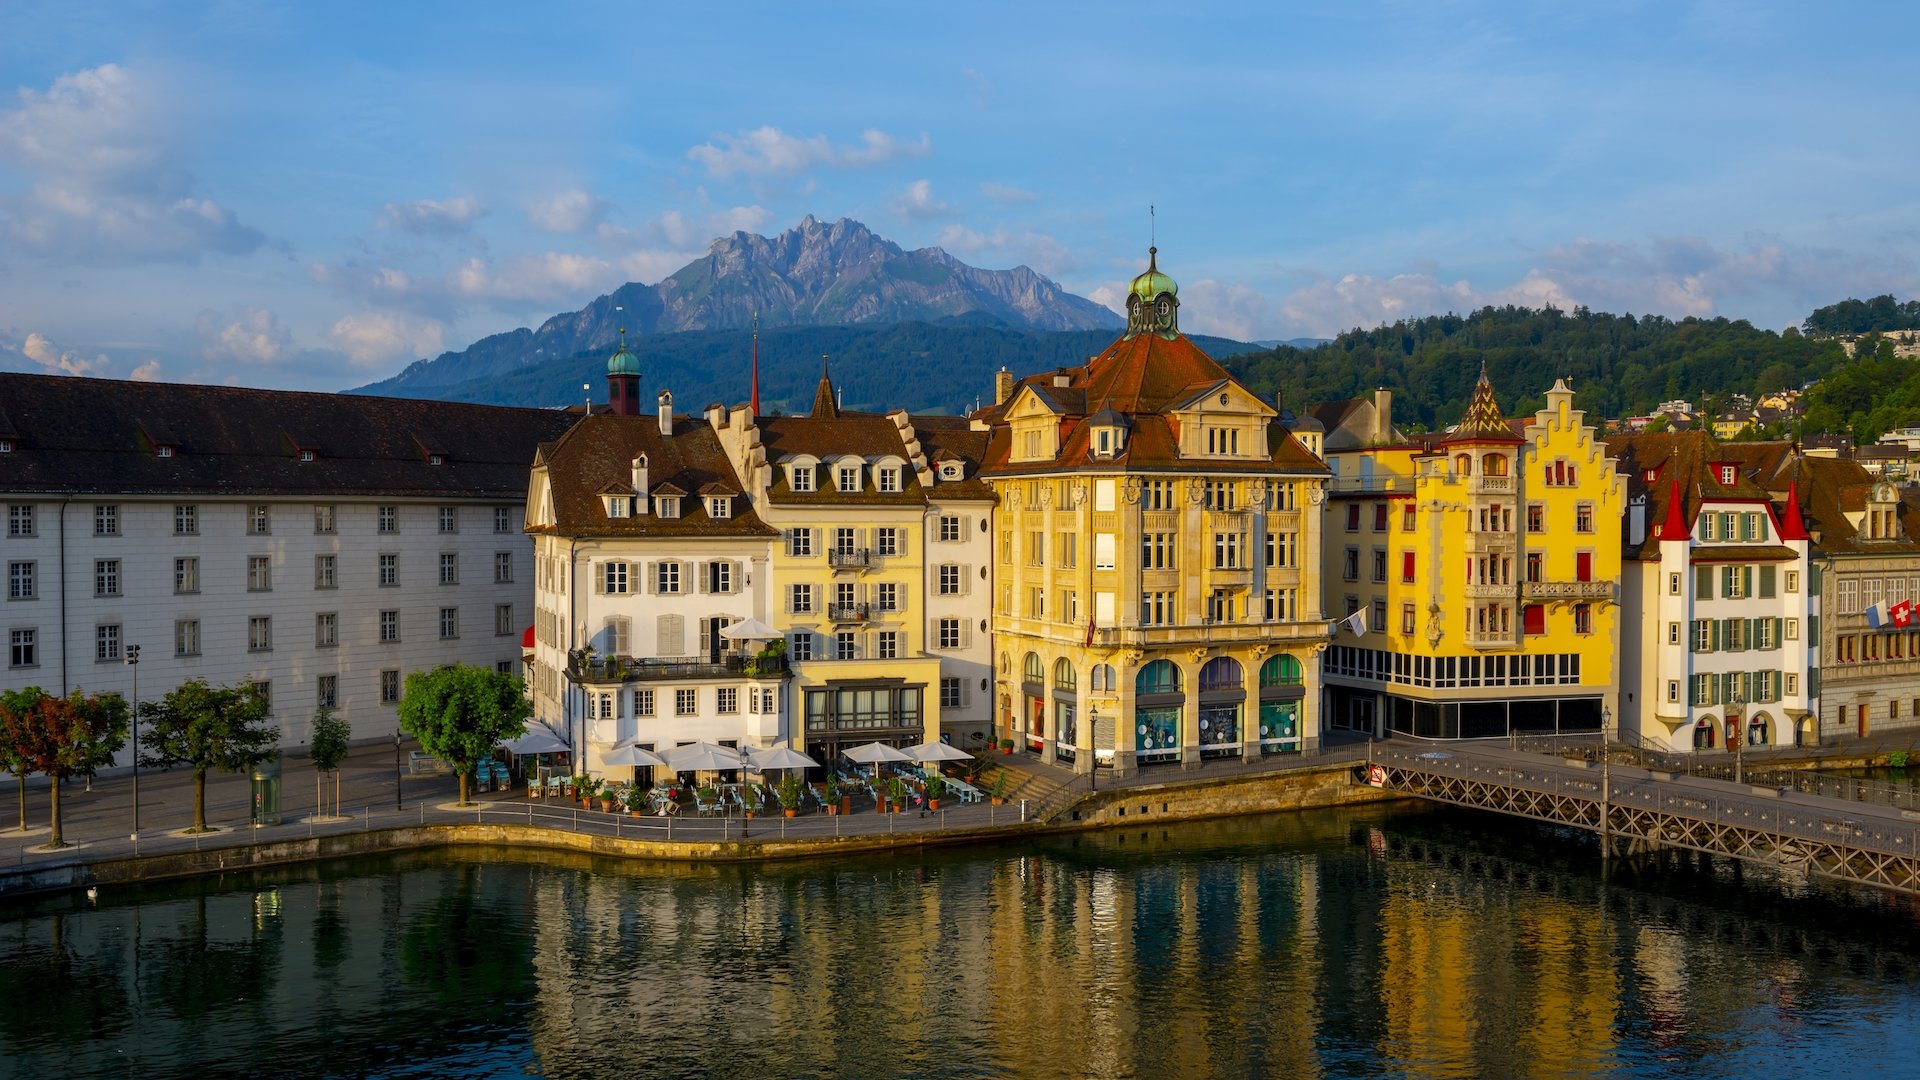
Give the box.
[1365,742,1920,896]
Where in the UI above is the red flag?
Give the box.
[1085,616,1096,647]
[1894,600,1914,629]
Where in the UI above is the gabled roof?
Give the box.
[1441,365,1524,445]
[1606,431,1804,559]
[0,372,573,498]
[530,413,775,539]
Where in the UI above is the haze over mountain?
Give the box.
[357,216,1122,401]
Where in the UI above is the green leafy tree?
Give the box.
[0,689,128,847]
[0,687,46,831]
[397,665,530,805]
[140,679,278,832]
[309,709,351,817]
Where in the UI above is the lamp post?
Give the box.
[1732,694,1746,784]
[394,730,404,810]
[1087,708,1098,792]
[125,644,140,839]
[1599,704,1611,861]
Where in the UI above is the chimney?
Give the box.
[1373,388,1393,443]
[657,390,673,437]
[995,367,1014,406]
[1628,495,1645,546]
[631,454,650,514]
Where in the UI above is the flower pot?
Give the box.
[840,797,852,816]
[629,810,641,818]
[991,797,1004,806]
[928,798,940,811]
[876,800,888,814]
[826,804,838,816]
[784,808,797,818]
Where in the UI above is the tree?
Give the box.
[310,709,351,818]
[0,689,128,847]
[140,680,277,832]
[397,665,530,805]
[0,687,45,831]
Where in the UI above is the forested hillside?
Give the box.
[1217,305,1848,432]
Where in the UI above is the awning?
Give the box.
[521,625,536,649]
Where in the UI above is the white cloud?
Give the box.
[20,331,110,376]
[1177,280,1276,342]
[327,312,444,367]
[686,126,929,179]
[129,359,163,382]
[452,253,624,305]
[0,64,265,262]
[891,179,952,221]
[196,306,290,364]
[933,224,1074,276]
[529,189,609,234]
[377,196,485,234]
[980,182,1037,203]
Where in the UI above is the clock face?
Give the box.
[1156,298,1171,318]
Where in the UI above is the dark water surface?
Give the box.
[6,804,1920,1079]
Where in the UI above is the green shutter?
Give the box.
[1774,618,1784,649]
[1808,667,1820,698]
[1744,566,1755,597]
[1711,620,1723,652]
[1809,571,1823,597]
[1696,567,1713,600]
[1760,565,1777,599]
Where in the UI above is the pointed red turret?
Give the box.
[1658,476,1689,540]
[1777,479,1810,541]
[749,312,761,418]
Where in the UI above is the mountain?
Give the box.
[359,216,1122,398]
[359,321,1259,416]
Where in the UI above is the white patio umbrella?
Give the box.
[499,727,570,756]
[747,745,819,771]
[719,617,782,641]
[904,740,974,763]
[842,741,914,782]
[665,744,752,773]
[602,743,669,768]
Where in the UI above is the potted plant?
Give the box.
[924,773,946,811]
[778,773,803,818]
[742,783,757,818]
[1000,737,1014,755]
[823,778,841,815]
[600,785,618,812]
[887,776,909,814]
[579,776,602,808]
[625,785,648,817]
[989,770,1010,805]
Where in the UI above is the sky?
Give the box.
[3,0,1918,392]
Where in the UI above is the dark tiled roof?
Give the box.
[1797,456,1920,556]
[1689,545,1800,563]
[531,414,776,538]
[0,372,573,498]
[1606,431,1798,560]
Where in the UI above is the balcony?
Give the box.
[1472,475,1514,494]
[1088,621,1332,649]
[1466,630,1518,650]
[828,548,872,570]
[1522,579,1615,602]
[567,649,790,684]
[1463,583,1517,600]
[828,603,871,623]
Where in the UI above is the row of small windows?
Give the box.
[4,553,517,600]
[1326,645,1583,688]
[4,503,515,538]
[6,605,518,668]
[783,458,909,494]
[1013,653,1305,694]
[593,686,780,720]
[1344,501,1591,534]
[783,527,909,559]
[782,619,973,660]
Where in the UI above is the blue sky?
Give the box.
[3,0,1917,391]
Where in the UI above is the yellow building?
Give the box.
[711,366,997,761]
[980,249,1330,777]
[1317,371,1624,738]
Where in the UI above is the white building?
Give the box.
[0,373,573,755]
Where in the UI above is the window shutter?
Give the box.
[961,621,973,649]
[698,618,711,658]
[678,561,691,593]
[1743,566,1754,598]
[928,619,939,649]
[1773,669,1783,701]
[728,561,741,594]
[644,562,657,594]
[1695,567,1712,600]
[1774,618,1784,648]
[697,563,709,594]
[1710,620,1722,652]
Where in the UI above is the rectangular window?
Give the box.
[439,507,458,534]
[317,611,338,647]
[1345,504,1360,531]
[791,631,815,662]
[1575,503,1594,532]
[315,505,336,534]
[1094,533,1116,570]
[602,561,630,595]
[248,616,272,652]
[1372,502,1388,531]
[633,689,655,717]
[788,583,814,614]
[1786,570,1799,593]
[1343,547,1359,581]
[835,631,858,659]
[379,610,399,642]
[379,553,398,586]
[787,528,815,558]
[937,618,962,650]
[174,619,200,657]
[174,504,198,535]
[1695,567,1714,601]
[315,555,336,590]
[939,516,963,542]
[876,468,900,494]
[439,552,459,585]
[94,505,119,536]
[655,561,680,594]
[494,552,513,583]
[1372,548,1387,583]
[495,506,513,533]
[713,686,738,714]
[440,607,459,639]
[248,504,270,535]
[876,582,900,612]
[791,466,815,493]
[9,628,34,667]
[1401,551,1416,583]
[1759,565,1777,599]
[378,506,398,533]
[1526,504,1544,533]
[8,505,35,537]
[676,688,698,716]
[876,630,899,659]
[1213,533,1242,569]
[496,604,513,636]
[248,555,271,592]
[1573,604,1592,635]
[837,466,860,493]
[93,624,119,660]
[7,561,33,600]
[94,559,120,597]
[317,674,338,710]
[381,670,400,704]
[175,557,199,594]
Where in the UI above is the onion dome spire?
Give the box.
[1124,247,1180,339]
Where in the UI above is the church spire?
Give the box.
[810,354,839,419]
[1450,360,1516,440]
[749,312,761,418]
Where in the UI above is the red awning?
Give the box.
[522,625,536,649]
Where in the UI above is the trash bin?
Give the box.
[250,755,282,827]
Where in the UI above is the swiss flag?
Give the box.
[1894,600,1915,629]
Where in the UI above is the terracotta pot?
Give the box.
[876,800,888,814]
[784,808,796,818]
[629,810,641,818]
[991,797,1004,806]
[929,799,940,811]
[841,797,852,816]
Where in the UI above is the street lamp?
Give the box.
[1732,694,1746,784]
[394,730,404,810]
[1086,707,1098,792]
[125,644,140,839]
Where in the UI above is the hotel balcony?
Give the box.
[1088,620,1332,649]
[828,548,873,571]
[827,603,871,623]
[1522,579,1615,602]
[567,649,789,685]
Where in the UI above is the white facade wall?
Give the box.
[2,495,533,758]
[923,497,994,746]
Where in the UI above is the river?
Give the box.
[4,803,1919,1078]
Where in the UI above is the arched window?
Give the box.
[998,652,1010,677]
[1260,655,1304,687]
[1053,658,1076,690]
[1089,663,1116,691]
[1023,652,1044,683]
[1454,453,1473,476]
[1482,453,1508,476]
[1136,659,1181,696]
[1199,657,1243,692]
[1693,718,1716,749]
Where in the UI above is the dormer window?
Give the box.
[1718,465,1736,486]
[656,496,680,519]
[876,468,900,494]
[155,445,175,458]
[1097,429,1113,455]
[429,454,446,467]
[941,461,963,481]
[707,496,732,519]
[790,466,815,493]
[605,496,630,519]
[836,465,861,493]
[298,449,315,463]
[0,440,12,454]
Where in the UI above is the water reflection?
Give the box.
[4,805,1919,1078]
